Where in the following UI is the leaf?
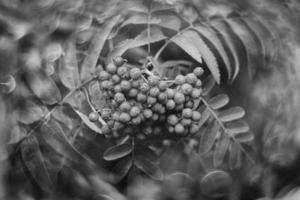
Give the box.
[20,135,53,193]
[218,107,246,122]
[18,100,47,124]
[59,40,80,89]
[8,125,27,144]
[156,14,181,31]
[81,15,120,81]
[228,142,242,170]
[173,30,220,83]
[234,132,254,143]
[223,18,260,79]
[94,194,116,200]
[213,135,230,167]
[25,71,61,105]
[208,94,229,110]
[38,118,88,163]
[110,156,133,182]
[199,122,220,154]
[210,20,246,81]
[194,25,232,80]
[121,13,161,27]
[134,156,163,180]
[200,170,232,198]
[160,60,193,68]
[226,120,250,135]
[73,109,102,134]
[108,27,166,61]
[103,142,133,161]
[202,75,216,96]
[197,107,211,128]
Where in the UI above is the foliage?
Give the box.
[0,0,300,200]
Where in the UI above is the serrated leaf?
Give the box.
[200,170,232,198]
[213,135,230,167]
[171,31,202,64]
[234,132,254,143]
[20,135,53,193]
[175,30,220,83]
[25,71,61,105]
[74,109,102,134]
[223,18,260,79]
[81,15,120,81]
[134,156,163,180]
[243,17,279,64]
[108,27,166,61]
[199,122,220,154]
[210,21,245,81]
[226,120,250,135]
[228,142,242,170]
[103,142,133,161]
[202,75,216,96]
[110,157,133,182]
[208,94,229,110]
[59,40,80,89]
[194,25,232,80]
[18,100,47,124]
[218,107,245,122]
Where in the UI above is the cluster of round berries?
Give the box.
[89,56,204,139]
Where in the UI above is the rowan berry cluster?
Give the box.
[89,56,204,139]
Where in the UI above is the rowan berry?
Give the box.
[147,96,157,105]
[168,115,178,126]
[139,83,148,94]
[193,67,204,77]
[174,92,185,104]
[98,71,110,81]
[137,93,147,102]
[158,81,168,91]
[117,66,128,77]
[112,74,121,84]
[106,63,117,74]
[166,100,176,110]
[186,73,198,85]
[191,88,201,99]
[166,88,175,99]
[148,75,160,86]
[114,93,125,103]
[130,67,142,79]
[175,75,185,85]
[181,83,193,95]
[192,111,201,121]
[182,108,193,118]
[120,80,131,91]
[175,123,185,134]
[130,106,140,117]
[119,112,131,123]
[114,56,126,67]
[149,87,160,97]
[143,109,153,119]
[120,102,131,112]
[128,88,138,98]
[88,112,99,122]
